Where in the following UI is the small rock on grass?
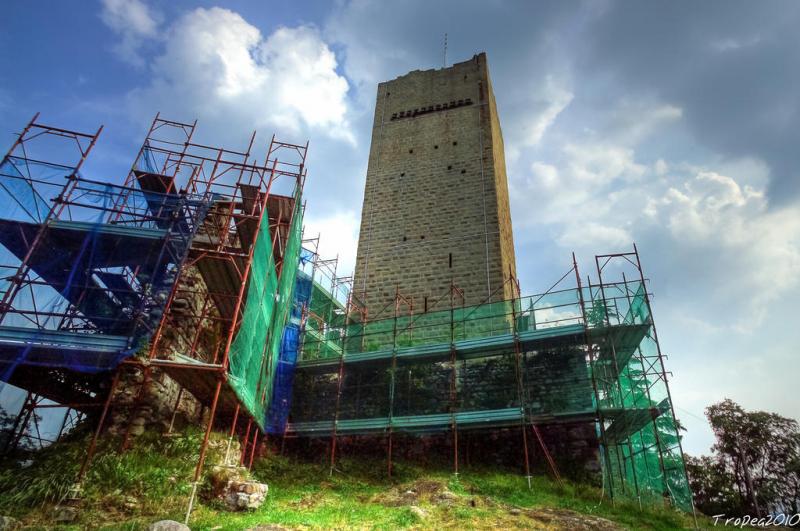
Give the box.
[0,516,21,530]
[409,506,428,520]
[52,505,78,523]
[148,520,190,531]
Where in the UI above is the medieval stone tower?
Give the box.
[353,53,516,315]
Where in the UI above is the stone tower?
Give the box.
[353,53,516,316]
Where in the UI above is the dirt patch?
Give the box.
[409,480,444,495]
[374,480,623,530]
[287,493,321,510]
[372,479,456,507]
[521,507,622,530]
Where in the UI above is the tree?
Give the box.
[686,454,743,516]
[688,399,800,518]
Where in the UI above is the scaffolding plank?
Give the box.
[194,254,244,320]
[157,362,240,416]
[0,219,174,333]
[134,170,193,233]
[134,169,174,194]
[600,404,663,444]
[0,326,129,352]
[0,325,130,372]
[296,322,590,372]
[288,406,601,436]
[267,195,293,266]
[237,184,261,253]
[590,323,650,369]
[95,271,142,309]
[2,364,106,410]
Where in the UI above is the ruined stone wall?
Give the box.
[109,266,219,436]
[353,53,517,316]
[108,366,202,437]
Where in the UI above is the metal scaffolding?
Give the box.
[0,113,309,522]
[0,112,694,518]
[286,245,694,512]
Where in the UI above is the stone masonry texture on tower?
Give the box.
[353,53,516,315]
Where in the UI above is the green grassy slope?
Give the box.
[0,429,700,530]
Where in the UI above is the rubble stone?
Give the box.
[148,520,190,531]
[0,516,21,530]
[222,480,268,511]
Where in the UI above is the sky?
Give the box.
[1,0,798,456]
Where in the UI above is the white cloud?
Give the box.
[100,0,160,67]
[514,142,646,229]
[530,162,559,189]
[654,158,668,176]
[711,35,762,53]
[563,143,646,184]
[606,101,682,145]
[518,146,800,331]
[654,169,800,324]
[523,75,574,146]
[558,222,632,249]
[303,209,360,276]
[127,7,353,143]
[659,171,762,241]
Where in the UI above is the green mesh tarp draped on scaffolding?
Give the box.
[228,194,303,430]
[262,196,303,419]
[293,276,693,512]
[301,289,584,360]
[591,283,693,512]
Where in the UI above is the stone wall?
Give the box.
[108,366,202,437]
[353,53,517,315]
[109,265,219,436]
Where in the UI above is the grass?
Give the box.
[0,429,704,530]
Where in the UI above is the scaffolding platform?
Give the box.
[286,405,650,437]
[2,364,107,409]
[0,219,173,267]
[288,407,526,436]
[148,359,242,417]
[295,322,647,372]
[591,322,650,370]
[0,326,130,370]
[0,219,182,340]
[133,169,192,233]
[601,405,663,444]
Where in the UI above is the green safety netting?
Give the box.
[263,196,303,413]
[293,275,693,512]
[301,288,586,361]
[227,193,303,430]
[590,284,693,511]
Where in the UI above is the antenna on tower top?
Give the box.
[443,33,448,67]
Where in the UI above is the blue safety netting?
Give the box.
[265,270,313,433]
[0,161,208,380]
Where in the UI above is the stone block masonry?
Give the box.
[353,53,517,316]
